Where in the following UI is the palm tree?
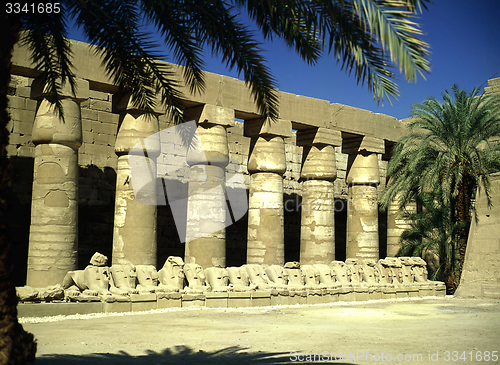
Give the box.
[396,189,468,293]
[380,85,500,293]
[1,1,431,363]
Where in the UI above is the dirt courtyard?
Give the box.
[20,296,500,364]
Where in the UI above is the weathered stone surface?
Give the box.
[112,155,157,266]
[346,153,380,184]
[31,99,83,148]
[247,172,284,265]
[109,264,139,295]
[157,256,185,292]
[27,143,79,287]
[343,136,384,155]
[247,136,286,173]
[31,77,89,102]
[300,180,335,264]
[185,164,226,269]
[186,124,229,167]
[227,267,256,291]
[296,128,342,147]
[184,263,210,292]
[244,118,292,138]
[16,286,38,302]
[204,267,231,292]
[114,112,160,156]
[387,199,416,257]
[90,252,108,267]
[456,173,500,299]
[184,104,235,127]
[300,145,337,180]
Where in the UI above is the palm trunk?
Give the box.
[0,14,37,365]
[455,177,471,290]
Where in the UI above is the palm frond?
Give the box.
[66,0,184,123]
[20,4,75,120]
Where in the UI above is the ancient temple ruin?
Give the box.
[12,39,498,314]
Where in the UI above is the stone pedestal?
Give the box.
[112,96,160,266]
[27,79,88,287]
[346,149,382,260]
[184,106,234,268]
[297,128,341,265]
[245,119,290,265]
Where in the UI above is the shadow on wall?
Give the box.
[378,208,388,259]
[78,165,116,269]
[284,193,301,263]
[34,346,356,365]
[8,156,34,286]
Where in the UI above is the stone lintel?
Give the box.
[343,136,384,154]
[183,104,235,127]
[31,78,89,102]
[296,127,342,147]
[244,118,292,138]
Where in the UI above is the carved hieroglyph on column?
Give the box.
[345,136,384,260]
[112,95,161,266]
[386,197,417,257]
[245,118,291,265]
[27,78,89,287]
[297,128,342,265]
[184,105,234,269]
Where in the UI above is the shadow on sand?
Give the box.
[35,345,356,364]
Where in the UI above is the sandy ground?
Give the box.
[20,296,500,364]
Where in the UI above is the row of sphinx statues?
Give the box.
[45,252,444,302]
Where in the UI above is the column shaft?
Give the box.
[112,154,157,265]
[183,109,233,268]
[27,144,79,287]
[184,164,226,268]
[27,79,88,287]
[346,183,379,259]
[297,130,341,265]
[112,104,160,266]
[346,152,380,260]
[247,172,284,265]
[300,180,335,264]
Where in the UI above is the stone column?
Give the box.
[27,78,89,287]
[184,105,234,269]
[386,198,417,257]
[297,128,342,265]
[245,119,291,265]
[112,95,161,266]
[345,137,384,260]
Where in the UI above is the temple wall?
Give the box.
[7,39,412,286]
[456,173,500,299]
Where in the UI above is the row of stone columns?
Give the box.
[26,91,402,287]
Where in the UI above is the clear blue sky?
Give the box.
[67,0,500,121]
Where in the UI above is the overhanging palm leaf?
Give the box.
[19,0,431,121]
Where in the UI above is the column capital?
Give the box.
[346,153,380,185]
